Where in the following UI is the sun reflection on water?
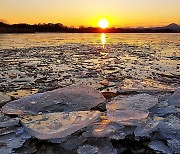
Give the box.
[101,33,106,48]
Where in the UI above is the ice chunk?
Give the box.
[107,108,149,126]
[0,112,19,128]
[159,115,180,131]
[77,139,118,154]
[0,146,13,154]
[77,145,99,154]
[0,126,23,136]
[0,131,31,152]
[2,86,105,115]
[151,131,166,141]
[168,89,180,107]
[107,94,158,111]
[159,115,180,142]
[59,135,86,150]
[107,94,157,125]
[14,140,37,154]
[160,131,180,142]
[83,138,118,154]
[20,111,101,139]
[0,127,16,136]
[155,93,173,102]
[134,117,164,137]
[149,140,173,154]
[49,138,66,144]
[0,92,11,107]
[167,138,180,153]
[149,95,180,116]
[92,116,126,139]
[152,105,179,116]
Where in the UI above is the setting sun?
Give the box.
[98,19,109,29]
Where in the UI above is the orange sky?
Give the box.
[0,0,180,27]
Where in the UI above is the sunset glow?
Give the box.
[0,0,179,27]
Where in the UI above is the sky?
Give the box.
[0,0,180,27]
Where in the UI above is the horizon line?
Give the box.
[1,21,179,29]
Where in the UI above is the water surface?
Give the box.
[0,33,179,97]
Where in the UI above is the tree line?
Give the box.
[0,21,177,33]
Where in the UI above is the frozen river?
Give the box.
[0,33,179,96]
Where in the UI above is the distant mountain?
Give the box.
[151,23,180,32]
[163,23,180,31]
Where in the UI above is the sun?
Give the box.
[98,19,109,29]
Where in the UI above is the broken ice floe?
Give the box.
[2,86,105,115]
[107,94,158,110]
[1,86,180,153]
[148,140,173,154]
[77,145,99,154]
[107,108,149,125]
[149,93,180,116]
[168,89,180,107]
[92,115,126,140]
[134,116,164,137]
[0,128,31,154]
[159,115,180,133]
[107,94,158,125]
[0,112,19,128]
[167,138,180,153]
[0,92,11,107]
[20,111,101,139]
[59,134,86,151]
[77,139,118,154]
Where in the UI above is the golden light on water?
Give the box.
[101,33,106,48]
[98,19,109,29]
